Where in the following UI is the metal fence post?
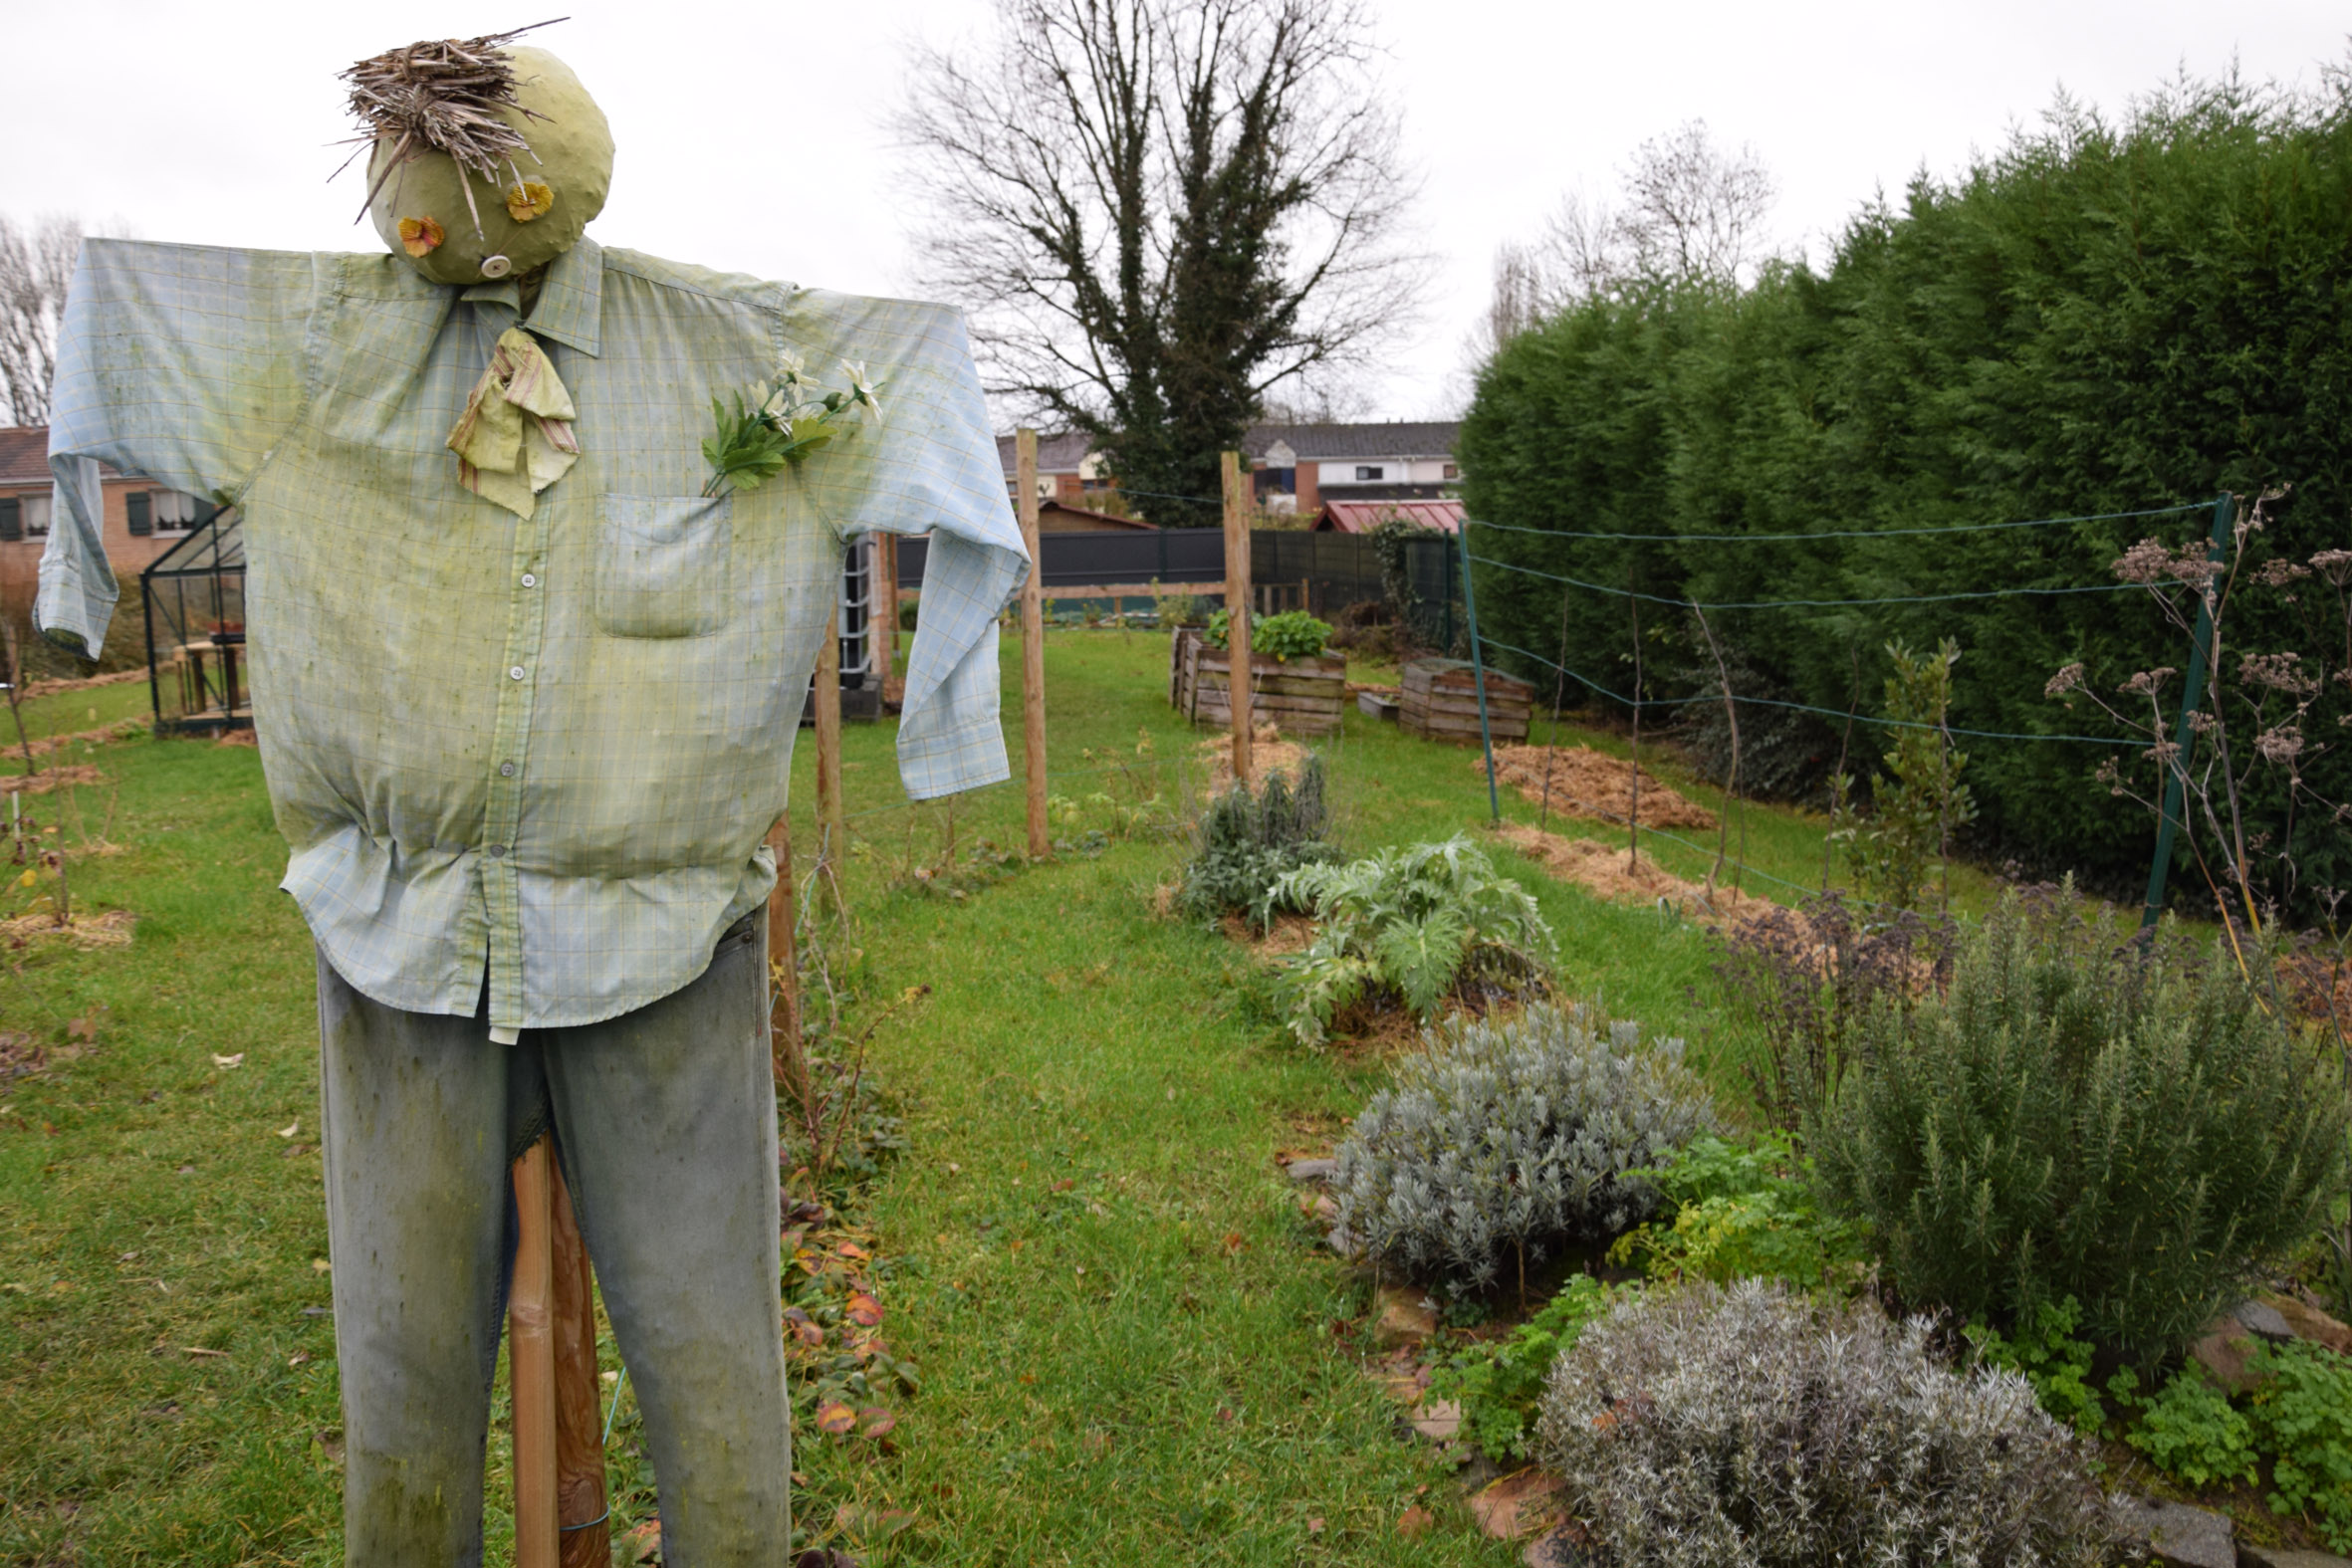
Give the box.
[1458,520,1502,824]
[2139,492,2235,936]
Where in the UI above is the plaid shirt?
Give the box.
[40,237,1026,1032]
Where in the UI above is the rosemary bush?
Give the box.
[1331,1002,1717,1289]
[1272,835,1554,1045]
[1536,1278,2114,1568]
[1174,756,1334,930]
[1813,884,2347,1356]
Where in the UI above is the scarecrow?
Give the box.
[38,27,1026,1565]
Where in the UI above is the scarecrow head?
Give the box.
[344,29,613,286]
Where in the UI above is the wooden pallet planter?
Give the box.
[1400,659,1533,745]
[1169,628,1345,735]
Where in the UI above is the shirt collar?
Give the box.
[457,236,602,358]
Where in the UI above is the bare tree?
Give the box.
[1470,121,1778,369]
[896,0,1427,524]
[0,215,85,427]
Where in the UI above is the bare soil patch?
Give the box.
[1199,723,1308,794]
[1483,745,1718,831]
[0,765,105,795]
[1,907,135,951]
[1499,821,1787,939]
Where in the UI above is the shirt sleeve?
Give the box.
[37,239,317,658]
[780,290,1030,800]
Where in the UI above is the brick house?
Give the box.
[996,430,1112,510]
[1242,420,1462,520]
[0,424,219,606]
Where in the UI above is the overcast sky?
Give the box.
[4,1,2343,422]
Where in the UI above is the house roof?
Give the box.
[1,425,127,487]
[1245,421,1461,463]
[996,430,1097,475]
[1040,499,1154,531]
[1319,498,1465,536]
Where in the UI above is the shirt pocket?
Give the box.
[594,494,734,639]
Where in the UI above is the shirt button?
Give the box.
[521,573,538,588]
[499,762,517,778]
[509,666,527,681]
[486,844,507,858]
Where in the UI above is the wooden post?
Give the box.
[878,534,901,682]
[1017,428,1050,858]
[510,1135,559,1568]
[1221,450,1253,784]
[814,603,844,912]
[550,1161,608,1567]
[765,818,803,1085]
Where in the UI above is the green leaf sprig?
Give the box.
[701,355,886,498]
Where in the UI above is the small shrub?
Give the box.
[1201,607,1333,661]
[1273,835,1554,1045]
[1712,890,1954,1130]
[2128,1371,2258,1489]
[1535,1278,2114,1568]
[1966,1296,2102,1437]
[2248,1340,2352,1551]
[1827,637,1977,912]
[1175,756,1334,930]
[1608,1132,1874,1292]
[1427,1273,1618,1461]
[1812,883,2347,1356]
[1331,1001,1718,1290]
[1160,591,1210,626]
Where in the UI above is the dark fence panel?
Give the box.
[893,526,1462,645]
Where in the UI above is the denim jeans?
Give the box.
[315,911,789,1565]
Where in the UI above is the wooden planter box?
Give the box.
[1400,658,1533,745]
[1169,627,1346,736]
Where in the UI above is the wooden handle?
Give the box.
[550,1157,609,1567]
[511,1135,559,1568]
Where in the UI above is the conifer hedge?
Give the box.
[1460,74,2352,913]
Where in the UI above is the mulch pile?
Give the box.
[1482,746,1718,831]
[1498,822,1786,940]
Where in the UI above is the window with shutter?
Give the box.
[0,498,19,543]
[19,495,46,537]
[127,491,153,536]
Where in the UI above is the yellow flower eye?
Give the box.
[397,216,445,257]
[505,181,555,223]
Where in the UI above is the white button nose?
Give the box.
[480,254,513,279]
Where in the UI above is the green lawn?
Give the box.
[2,627,1839,1565]
[4,676,153,755]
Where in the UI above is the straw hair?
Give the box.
[336,20,568,230]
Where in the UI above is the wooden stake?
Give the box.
[1221,450,1253,785]
[549,1159,608,1567]
[878,534,901,677]
[814,602,844,913]
[510,1134,558,1568]
[765,817,804,1093]
[1017,428,1050,858]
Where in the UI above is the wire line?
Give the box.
[1465,500,2208,544]
[1477,635,2141,748]
[1464,553,2139,610]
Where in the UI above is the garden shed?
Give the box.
[139,506,249,735]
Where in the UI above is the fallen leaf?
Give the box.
[814,1400,857,1436]
[183,1346,228,1359]
[620,1517,662,1562]
[857,1406,896,1440]
[844,1292,884,1327]
[833,1240,870,1262]
[212,1052,244,1069]
[397,216,444,258]
[1306,1517,1325,1535]
[784,1307,824,1348]
[288,1351,312,1369]
[1398,1504,1435,1538]
[311,1257,332,1273]
[1221,1232,1245,1254]
[1410,1399,1462,1442]
[505,181,554,223]
[1471,1468,1568,1541]
[277,1120,300,1139]
[67,1011,103,1042]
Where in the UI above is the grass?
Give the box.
[3,677,152,754]
[0,626,1849,1565]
